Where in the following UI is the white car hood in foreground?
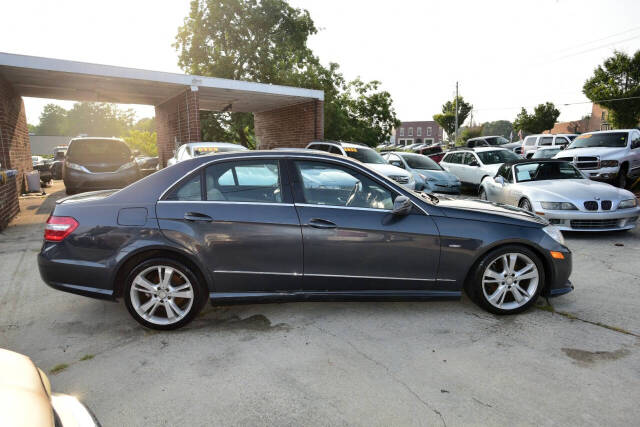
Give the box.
[482,163,502,177]
[519,179,635,203]
[367,163,412,178]
[554,146,628,159]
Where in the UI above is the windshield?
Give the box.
[344,146,386,164]
[485,136,510,145]
[567,132,628,149]
[515,162,584,182]
[477,150,520,165]
[532,148,562,159]
[401,154,442,170]
[67,139,130,163]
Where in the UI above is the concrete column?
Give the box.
[155,88,201,167]
[254,99,324,149]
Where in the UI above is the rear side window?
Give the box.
[166,173,202,201]
[205,160,282,203]
[309,144,329,152]
[539,136,553,146]
[443,153,459,163]
[524,136,537,146]
[329,146,343,155]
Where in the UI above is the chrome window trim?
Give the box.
[295,203,392,213]
[305,273,435,281]
[158,200,294,207]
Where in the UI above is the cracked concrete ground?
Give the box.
[1,181,639,426]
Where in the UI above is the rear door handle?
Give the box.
[308,218,337,229]
[184,212,213,222]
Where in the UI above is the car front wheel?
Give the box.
[467,246,544,315]
[124,258,207,330]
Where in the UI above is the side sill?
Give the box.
[209,290,461,303]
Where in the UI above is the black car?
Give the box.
[39,150,572,330]
[62,137,139,195]
[50,147,67,180]
[135,156,159,177]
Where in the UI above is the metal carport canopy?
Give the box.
[0,52,324,112]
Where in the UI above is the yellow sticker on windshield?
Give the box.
[344,147,358,152]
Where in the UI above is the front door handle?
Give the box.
[308,218,337,229]
[184,212,213,222]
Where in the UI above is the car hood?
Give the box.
[554,146,627,159]
[519,179,635,202]
[415,169,459,182]
[367,163,412,178]
[436,197,547,226]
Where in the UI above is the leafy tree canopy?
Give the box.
[583,50,640,129]
[513,102,560,134]
[36,104,68,136]
[175,0,399,147]
[123,130,158,156]
[481,120,513,139]
[433,96,472,139]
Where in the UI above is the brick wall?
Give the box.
[0,74,32,194]
[0,174,18,230]
[254,100,324,149]
[155,88,201,167]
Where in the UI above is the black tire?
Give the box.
[466,245,544,315]
[479,188,487,200]
[519,198,532,211]
[124,257,207,330]
[615,165,628,188]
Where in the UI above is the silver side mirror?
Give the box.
[392,196,413,216]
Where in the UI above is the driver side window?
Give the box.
[295,161,395,210]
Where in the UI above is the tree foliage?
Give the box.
[433,96,473,139]
[583,50,640,129]
[513,102,560,134]
[123,130,158,156]
[481,120,513,139]
[36,104,68,135]
[175,0,399,147]
[460,125,483,142]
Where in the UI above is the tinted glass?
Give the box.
[568,132,628,148]
[539,137,554,146]
[205,160,282,203]
[344,146,386,164]
[524,136,537,146]
[329,146,342,154]
[309,144,329,152]
[515,162,583,182]
[532,148,562,159]
[166,173,202,201]
[554,137,569,146]
[477,150,520,164]
[67,139,130,163]
[463,153,477,165]
[295,161,394,210]
[401,154,442,170]
[485,136,510,145]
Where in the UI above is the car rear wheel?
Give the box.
[479,188,487,200]
[124,258,207,330]
[467,246,543,315]
[519,198,532,211]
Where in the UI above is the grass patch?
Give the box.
[79,354,94,361]
[50,363,69,375]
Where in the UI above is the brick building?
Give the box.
[547,103,614,135]
[0,52,324,230]
[395,120,444,146]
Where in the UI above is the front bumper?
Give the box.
[425,181,461,194]
[63,167,138,191]
[542,243,573,297]
[534,206,640,231]
[580,166,620,181]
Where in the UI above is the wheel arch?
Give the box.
[462,240,553,296]
[112,246,211,299]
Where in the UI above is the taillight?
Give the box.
[44,216,78,242]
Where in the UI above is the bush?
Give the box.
[123,130,157,156]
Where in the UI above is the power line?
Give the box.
[549,34,640,62]
[473,95,640,112]
[549,25,640,56]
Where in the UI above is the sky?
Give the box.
[2,0,639,128]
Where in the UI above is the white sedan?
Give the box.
[479,159,640,231]
[440,147,521,187]
[167,142,247,166]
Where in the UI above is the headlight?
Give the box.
[116,161,137,172]
[540,201,577,210]
[600,160,619,167]
[65,162,89,173]
[543,225,565,246]
[618,198,638,209]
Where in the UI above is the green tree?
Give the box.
[66,102,135,137]
[175,0,399,147]
[36,104,68,135]
[123,130,158,156]
[583,50,640,129]
[460,125,483,142]
[481,120,513,139]
[513,102,560,134]
[133,117,156,133]
[433,96,473,139]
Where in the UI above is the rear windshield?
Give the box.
[67,139,130,163]
[344,147,386,164]
[568,132,628,149]
[400,154,442,170]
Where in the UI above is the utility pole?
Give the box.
[454,81,459,143]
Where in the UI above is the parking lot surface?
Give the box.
[1,182,639,426]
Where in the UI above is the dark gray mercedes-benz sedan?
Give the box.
[38,150,573,329]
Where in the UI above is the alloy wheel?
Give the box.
[482,253,539,311]
[130,265,195,326]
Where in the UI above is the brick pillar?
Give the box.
[254,99,324,149]
[0,74,31,226]
[155,88,201,167]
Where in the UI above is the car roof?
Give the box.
[183,141,245,148]
[449,146,509,153]
[579,129,635,135]
[308,140,371,149]
[69,137,124,142]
